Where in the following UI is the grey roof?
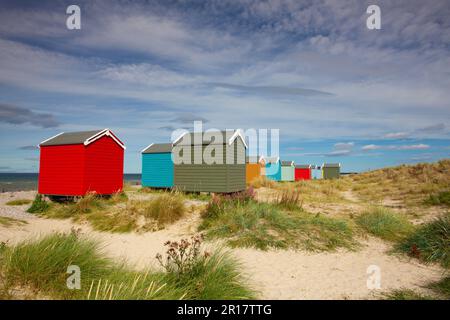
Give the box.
[246,155,263,163]
[264,156,279,164]
[322,163,341,168]
[295,164,311,169]
[281,160,294,166]
[40,130,104,146]
[174,130,239,146]
[142,143,172,154]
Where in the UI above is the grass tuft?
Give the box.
[27,194,50,213]
[249,176,276,189]
[143,194,186,226]
[356,207,414,241]
[200,198,356,251]
[275,188,302,210]
[0,233,255,300]
[396,214,450,268]
[425,191,450,207]
[383,289,434,300]
[0,216,27,227]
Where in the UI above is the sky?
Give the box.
[0,0,449,173]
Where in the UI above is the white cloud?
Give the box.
[362,144,381,151]
[363,143,430,151]
[383,132,410,139]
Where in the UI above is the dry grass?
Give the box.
[347,159,450,206]
[249,176,276,189]
[275,188,303,210]
[5,199,32,206]
[0,216,28,227]
[142,193,185,225]
[40,191,187,233]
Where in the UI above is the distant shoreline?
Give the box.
[0,173,141,193]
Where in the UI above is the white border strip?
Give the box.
[141,143,154,153]
[84,129,126,150]
[38,132,64,147]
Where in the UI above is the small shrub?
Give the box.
[356,207,414,241]
[425,191,450,206]
[27,194,50,213]
[5,199,32,206]
[156,234,208,275]
[397,214,450,268]
[143,194,185,225]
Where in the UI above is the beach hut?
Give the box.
[141,143,173,188]
[172,130,247,193]
[281,160,295,181]
[246,155,266,183]
[322,163,341,179]
[38,129,125,196]
[265,157,281,181]
[295,164,312,180]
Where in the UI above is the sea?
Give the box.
[0,173,141,192]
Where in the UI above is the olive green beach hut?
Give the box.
[172,130,247,193]
[322,163,341,179]
[281,160,295,181]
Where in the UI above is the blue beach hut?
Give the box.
[264,157,281,181]
[141,143,174,188]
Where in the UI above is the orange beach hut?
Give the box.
[246,156,265,183]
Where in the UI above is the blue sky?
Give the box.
[0,0,449,173]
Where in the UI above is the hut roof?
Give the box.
[141,143,172,154]
[39,129,125,149]
[322,163,341,168]
[246,155,265,164]
[264,156,280,164]
[295,164,311,169]
[173,130,247,148]
[281,160,294,166]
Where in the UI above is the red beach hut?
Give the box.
[295,164,312,181]
[38,129,125,196]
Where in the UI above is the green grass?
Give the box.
[0,233,255,300]
[383,276,450,300]
[428,276,450,299]
[356,207,414,241]
[383,289,434,300]
[38,192,186,233]
[0,216,27,227]
[5,199,32,206]
[27,194,50,213]
[143,194,186,225]
[396,214,450,268]
[199,199,356,251]
[425,191,450,207]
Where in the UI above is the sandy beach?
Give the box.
[0,189,445,300]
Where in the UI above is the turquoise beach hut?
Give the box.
[141,143,174,188]
[265,157,281,181]
[281,160,295,181]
